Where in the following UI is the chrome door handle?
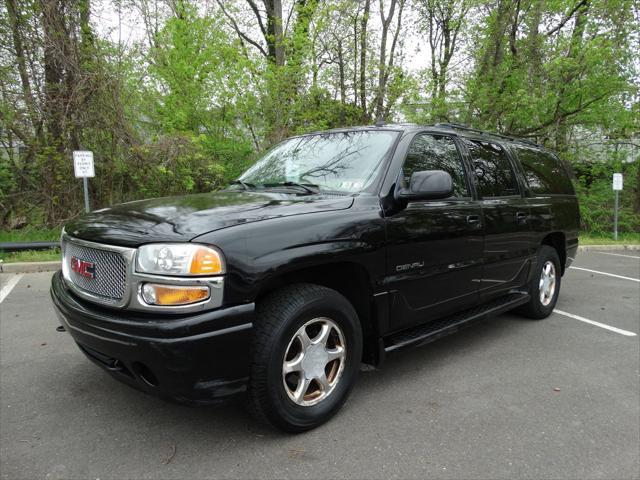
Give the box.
[516,211,528,224]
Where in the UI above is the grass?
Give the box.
[0,248,61,263]
[0,228,61,243]
[579,233,640,245]
[0,227,62,263]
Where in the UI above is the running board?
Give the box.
[384,292,530,353]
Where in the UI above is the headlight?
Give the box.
[136,243,225,276]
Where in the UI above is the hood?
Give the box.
[65,191,354,247]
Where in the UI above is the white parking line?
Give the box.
[569,266,639,283]
[595,251,640,259]
[554,309,637,337]
[0,274,23,304]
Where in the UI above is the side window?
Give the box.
[402,134,469,197]
[466,140,519,197]
[514,145,574,195]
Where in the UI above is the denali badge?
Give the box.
[395,261,425,272]
[71,257,96,279]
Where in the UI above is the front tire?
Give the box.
[517,245,562,319]
[247,283,362,432]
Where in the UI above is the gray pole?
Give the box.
[613,189,619,241]
[83,177,90,213]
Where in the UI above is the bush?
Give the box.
[574,160,640,234]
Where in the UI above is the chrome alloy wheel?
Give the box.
[539,260,557,306]
[282,317,347,407]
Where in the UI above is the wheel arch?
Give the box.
[255,261,382,365]
[541,231,566,274]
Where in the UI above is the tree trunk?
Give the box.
[554,0,590,152]
[526,0,543,92]
[359,0,370,122]
[41,0,66,149]
[5,0,40,137]
[337,39,346,124]
[352,15,359,107]
[264,0,285,65]
[289,0,318,91]
[373,0,403,121]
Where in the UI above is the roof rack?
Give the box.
[434,123,542,148]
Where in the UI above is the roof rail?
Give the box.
[434,123,542,148]
[436,122,480,132]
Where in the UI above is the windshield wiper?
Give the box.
[264,181,320,195]
[230,179,256,190]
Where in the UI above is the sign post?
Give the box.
[612,173,623,241]
[73,151,95,213]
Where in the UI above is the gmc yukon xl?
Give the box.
[50,123,580,432]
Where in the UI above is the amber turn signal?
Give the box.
[141,283,210,306]
[190,247,223,275]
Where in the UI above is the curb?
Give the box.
[577,245,640,252]
[0,261,61,274]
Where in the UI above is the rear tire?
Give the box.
[517,245,562,319]
[247,283,362,432]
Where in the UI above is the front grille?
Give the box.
[62,239,128,302]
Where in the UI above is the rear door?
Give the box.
[511,145,581,264]
[385,132,483,331]
[461,139,533,298]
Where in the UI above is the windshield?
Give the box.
[238,131,398,194]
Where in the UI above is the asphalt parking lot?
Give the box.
[1,250,638,480]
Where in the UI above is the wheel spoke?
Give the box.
[313,323,332,346]
[297,329,312,349]
[316,373,330,392]
[284,353,304,374]
[293,376,311,403]
[326,345,345,363]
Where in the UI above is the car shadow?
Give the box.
[50,312,532,443]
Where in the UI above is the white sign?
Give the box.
[613,173,623,191]
[73,151,95,178]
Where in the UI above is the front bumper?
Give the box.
[50,271,254,405]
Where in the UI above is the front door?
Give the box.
[385,133,483,331]
[461,139,532,298]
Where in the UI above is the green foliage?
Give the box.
[0,0,638,239]
[0,227,61,243]
[463,0,637,142]
[126,133,253,198]
[291,87,364,134]
[579,233,640,245]
[574,159,640,234]
[148,8,248,133]
[140,5,256,190]
[0,248,61,263]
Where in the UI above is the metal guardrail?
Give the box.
[0,241,60,252]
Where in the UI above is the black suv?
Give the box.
[51,123,579,431]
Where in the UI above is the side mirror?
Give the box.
[396,170,454,201]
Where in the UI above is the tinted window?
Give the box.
[402,134,469,197]
[466,140,519,197]
[513,145,574,194]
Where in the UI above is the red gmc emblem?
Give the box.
[70,256,96,279]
